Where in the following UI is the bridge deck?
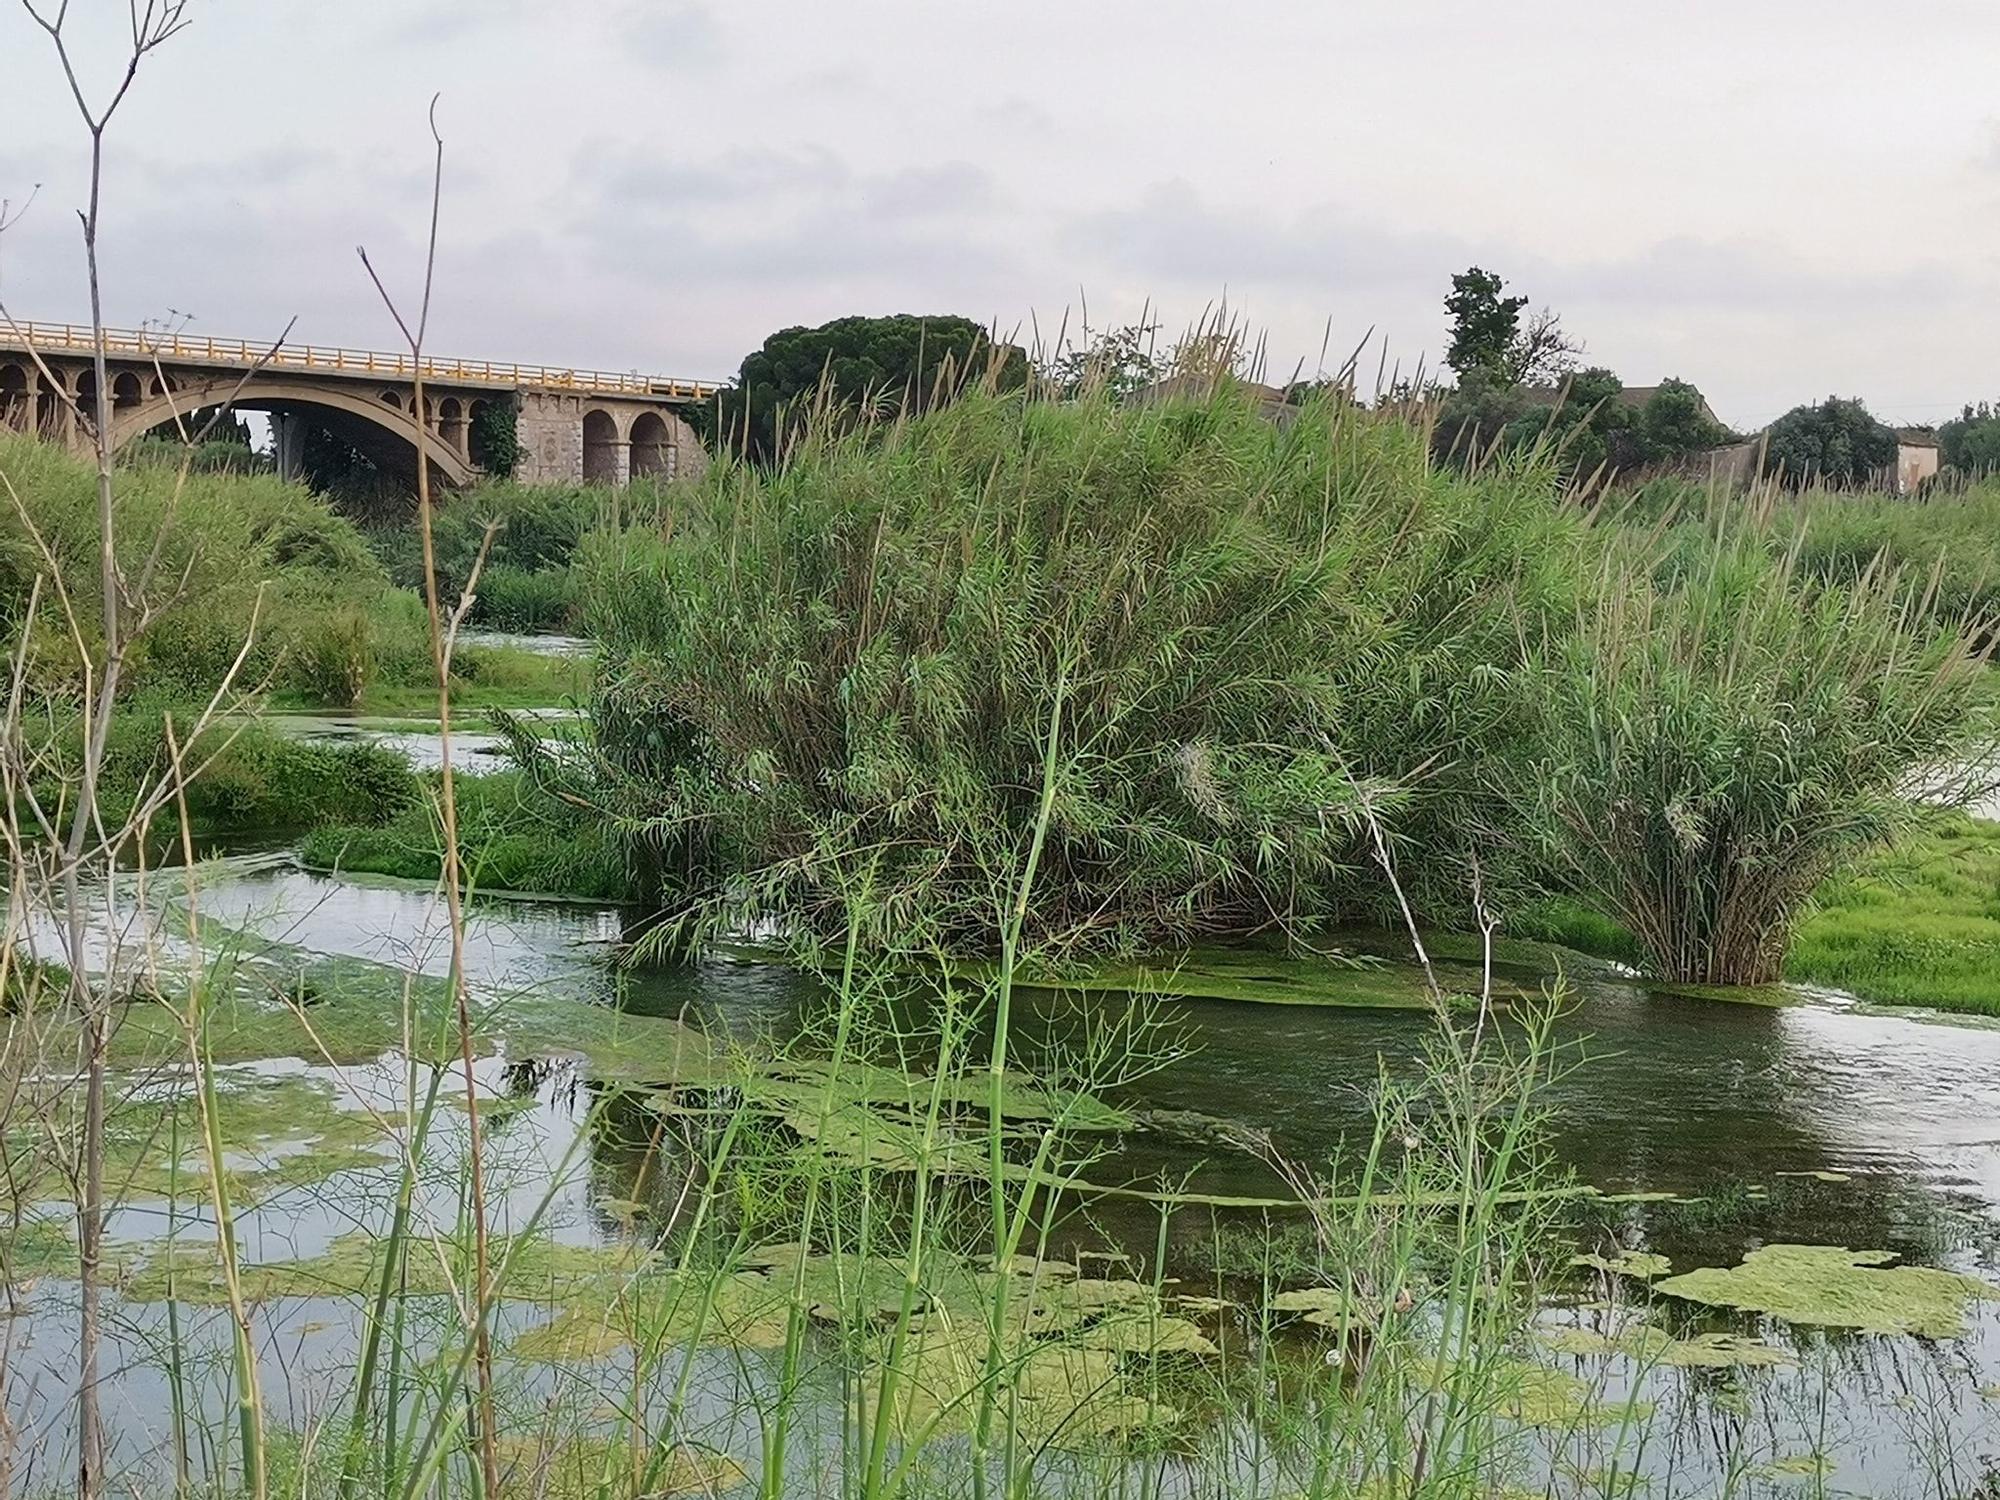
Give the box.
[0,320,718,401]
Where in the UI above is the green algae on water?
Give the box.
[1572,1249,1672,1280]
[1539,1323,1793,1368]
[5,1070,390,1211]
[1655,1244,2000,1338]
[993,944,1446,1010]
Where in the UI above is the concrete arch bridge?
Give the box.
[0,321,716,490]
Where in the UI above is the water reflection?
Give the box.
[15,856,2000,1492]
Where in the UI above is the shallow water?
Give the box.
[267,708,581,772]
[12,858,2000,1493]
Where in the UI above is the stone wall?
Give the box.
[512,390,708,488]
[515,389,586,484]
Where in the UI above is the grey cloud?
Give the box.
[1067,182,1468,296]
[587,146,849,207]
[860,164,995,219]
[616,0,723,71]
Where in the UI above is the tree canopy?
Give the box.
[1433,369,1731,479]
[699,313,1029,460]
[1939,402,2000,474]
[1443,267,1578,386]
[1763,398,1897,487]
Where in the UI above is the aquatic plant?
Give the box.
[577,382,1590,957]
[297,766,631,900]
[1518,530,1999,984]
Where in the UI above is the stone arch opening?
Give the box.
[112,370,144,409]
[438,396,467,456]
[582,408,622,485]
[35,369,71,435]
[629,411,674,480]
[0,364,27,432]
[380,389,402,407]
[109,379,477,491]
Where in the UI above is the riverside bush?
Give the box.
[1518,533,1998,984]
[0,433,436,707]
[363,479,628,633]
[578,384,1592,955]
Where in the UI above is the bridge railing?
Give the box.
[0,320,719,401]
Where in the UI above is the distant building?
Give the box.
[1607,384,1724,427]
[1887,428,1939,494]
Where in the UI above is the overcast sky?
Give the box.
[1,0,1995,429]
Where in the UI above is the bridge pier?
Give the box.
[271,411,308,483]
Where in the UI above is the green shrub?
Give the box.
[0,432,428,707]
[474,563,577,633]
[118,434,270,475]
[299,767,631,900]
[44,699,420,834]
[578,384,1592,955]
[1516,533,1999,984]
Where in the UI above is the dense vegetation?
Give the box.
[360,480,617,634]
[697,313,1031,461]
[563,382,1999,985]
[574,385,1596,957]
[1762,396,1899,487]
[1430,267,1733,479]
[1517,532,1993,984]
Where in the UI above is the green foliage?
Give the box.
[468,399,522,478]
[55,702,419,832]
[1789,811,2000,1012]
[0,431,440,707]
[298,767,632,900]
[1037,320,1166,401]
[1764,396,1897,487]
[577,385,1591,955]
[119,434,268,475]
[702,313,1031,461]
[1779,482,2000,632]
[474,563,578,632]
[1436,369,1731,480]
[299,421,394,504]
[1443,266,1578,387]
[1444,267,1527,382]
[364,479,606,632]
[1939,402,2000,475]
[1640,377,1732,456]
[1517,533,1998,984]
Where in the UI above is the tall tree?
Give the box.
[1443,267,1525,382]
[1764,397,1898,487]
[1939,402,2000,473]
[701,314,1028,461]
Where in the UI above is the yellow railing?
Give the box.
[0,320,718,401]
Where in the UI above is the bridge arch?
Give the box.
[629,410,674,479]
[108,376,477,488]
[0,363,28,431]
[582,408,622,484]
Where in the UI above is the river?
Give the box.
[8,754,2000,1494]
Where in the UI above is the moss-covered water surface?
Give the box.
[7,857,2000,1494]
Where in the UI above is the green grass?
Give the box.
[1510,812,2000,1015]
[1788,811,2000,1013]
[297,767,632,901]
[266,642,588,716]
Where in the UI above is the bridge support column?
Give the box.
[271,411,308,483]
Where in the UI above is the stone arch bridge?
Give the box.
[0,321,716,490]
